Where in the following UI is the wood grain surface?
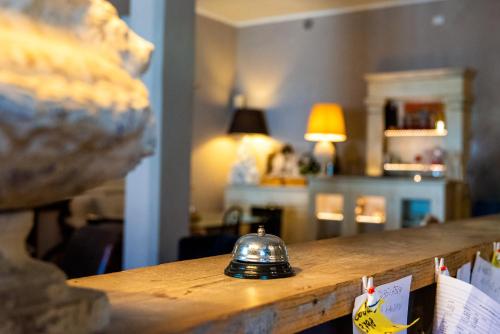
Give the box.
[69,216,500,333]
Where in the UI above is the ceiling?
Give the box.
[196,0,443,26]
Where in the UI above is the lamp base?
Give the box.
[313,141,336,176]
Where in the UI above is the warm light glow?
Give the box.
[384,129,448,137]
[244,286,263,305]
[413,174,422,183]
[355,196,386,224]
[238,68,283,108]
[315,193,344,221]
[305,103,347,142]
[239,134,280,172]
[233,94,246,109]
[316,212,344,221]
[305,133,347,142]
[191,136,238,210]
[436,120,446,134]
[0,11,149,112]
[356,215,385,224]
[240,134,277,152]
[384,163,446,172]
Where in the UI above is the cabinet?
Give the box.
[224,185,311,243]
[365,68,473,180]
[309,176,467,238]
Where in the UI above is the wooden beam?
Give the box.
[70,216,500,333]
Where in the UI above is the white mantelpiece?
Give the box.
[364,68,474,180]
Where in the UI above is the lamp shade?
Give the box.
[228,108,269,135]
[305,103,346,142]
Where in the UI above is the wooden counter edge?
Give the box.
[69,216,500,333]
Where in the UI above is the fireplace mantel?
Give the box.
[69,216,500,333]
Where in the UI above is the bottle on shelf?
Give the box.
[384,99,398,130]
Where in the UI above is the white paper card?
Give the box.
[471,254,500,304]
[456,262,471,283]
[433,274,500,333]
[352,275,412,334]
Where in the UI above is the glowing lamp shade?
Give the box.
[305,103,347,142]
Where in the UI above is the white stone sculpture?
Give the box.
[229,139,260,185]
[0,0,154,332]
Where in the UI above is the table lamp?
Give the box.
[305,103,346,176]
[228,108,269,136]
[227,105,270,184]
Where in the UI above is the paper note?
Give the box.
[352,276,413,334]
[354,299,418,334]
[433,274,500,334]
[456,262,471,283]
[492,252,500,268]
[471,254,500,304]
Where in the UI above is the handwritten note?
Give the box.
[492,251,500,268]
[492,242,500,268]
[456,262,471,283]
[433,274,500,334]
[354,299,417,334]
[352,276,412,334]
[471,254,500,304]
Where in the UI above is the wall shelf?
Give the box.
[364,68,472,181]
[383,163,446,173]
[384,129,448,137]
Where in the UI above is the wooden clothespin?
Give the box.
[434,257,449,277]
[361,276,379,309]
[492,242,500,267]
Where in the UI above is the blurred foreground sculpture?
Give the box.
[0,0,154,332]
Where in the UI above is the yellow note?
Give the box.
[354,299,419,334]
[492,252,500,268]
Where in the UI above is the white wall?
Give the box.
[124,0,165,269]
[125,0,195,268]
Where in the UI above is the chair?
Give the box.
[221,206,243,235]
[178,206,244,260]
[58,223,123,278]
[178,234,238,261]
[250,206,283,237]
[472,200,500,217]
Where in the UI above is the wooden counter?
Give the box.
[69,216,500,333]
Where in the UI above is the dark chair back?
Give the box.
[178,234,239,261]
[221,206,243,235]
[472,200,500,217]
[250,206,283,237]
[59,223,122,278]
